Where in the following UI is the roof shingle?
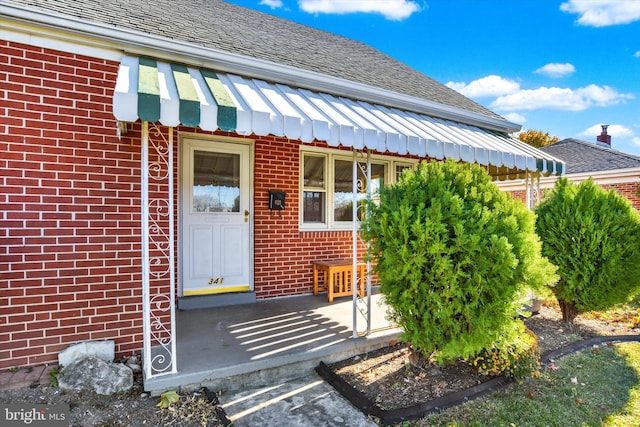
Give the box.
[3,0,503,120]
[540,138,640,174]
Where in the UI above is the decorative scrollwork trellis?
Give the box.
[142,122,177,378]
[352,149,372,337]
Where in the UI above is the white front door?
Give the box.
[181,137,251,296]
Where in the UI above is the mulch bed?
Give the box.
[317,304,639,425]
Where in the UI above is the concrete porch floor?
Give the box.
[144,290,401,394]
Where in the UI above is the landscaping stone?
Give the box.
[125,355,141,372]
[58,340,115,366]
[58,356,133,395]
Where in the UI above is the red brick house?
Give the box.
[498,131,640,210]
[1,0,563,386]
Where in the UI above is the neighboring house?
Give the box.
[498,128,640,210]
[1,0,563,385]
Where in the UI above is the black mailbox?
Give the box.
[269,190,286,213]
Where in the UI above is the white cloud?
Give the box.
[503,112,527,124]
[260,0,284,8]
[299,0,422,21]
[445,75,520,98]
[560,0,640,27]
[578,124,634,139]
[490,85,634,112]
[534,63,576,78]
[632,137,640,147]
[635,51,640,58]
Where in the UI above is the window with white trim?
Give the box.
[300,149,417,230]
[395,163,414,182]
[302,154,326,223]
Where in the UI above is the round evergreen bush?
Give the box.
[360,159,556,363]
[535,178,640,322]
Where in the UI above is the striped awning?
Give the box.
[113,55,564,176]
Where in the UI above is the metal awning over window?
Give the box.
[113,55,564,176]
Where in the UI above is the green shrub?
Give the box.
[472,322,540,378]
[535,178,640,322]
[360,159,556,363]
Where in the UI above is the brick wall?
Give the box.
[507,182,640,211]
[509,190,526,205]
[1,41,375,370]
[1,41,143,370]
[253,136,368,299]
[606,182,640,210]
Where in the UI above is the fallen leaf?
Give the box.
[571,377,578,385]
[575,398,583,404]
[593,348,601,355]
[527,391,534,399]
[157,390,181,409]
[600,404,608,410]
[548,364,559,371]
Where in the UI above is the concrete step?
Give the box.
[219,371,377,427]
[144,328,401,395]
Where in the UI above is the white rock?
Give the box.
[58,340,115,366]
[58,356,133,395]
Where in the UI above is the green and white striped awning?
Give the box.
[114,56,237,131]
[113,55,564,176]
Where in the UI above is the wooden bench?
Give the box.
[312,259,365,302]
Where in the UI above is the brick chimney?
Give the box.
[596,124,611,148]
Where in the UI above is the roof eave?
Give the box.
[496,166,640,191]
[1,1,521,134]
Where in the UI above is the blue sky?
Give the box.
[225,0,640,156]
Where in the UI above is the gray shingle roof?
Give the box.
[540,138,640,174]
[3,0,502,121]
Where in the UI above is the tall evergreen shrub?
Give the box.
[535,178,640,322]
[360,159,555,362]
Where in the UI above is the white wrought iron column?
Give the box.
[141,121,177,378]
[535,172,541,207]
[524,170,541,209]
[352,149,372,338]
[525,171,532,209]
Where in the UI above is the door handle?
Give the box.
[244,210,249,222]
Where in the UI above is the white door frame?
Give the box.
[178,134,254,298]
